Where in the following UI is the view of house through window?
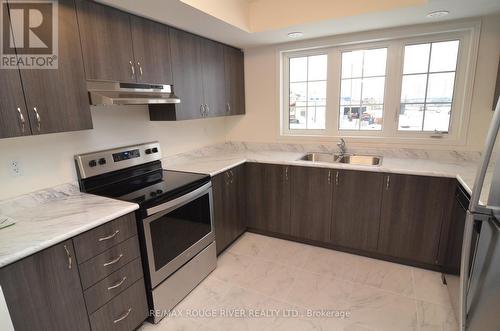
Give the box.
[399,40,459,132]
[288,54,328,130]
[339,48,387,131]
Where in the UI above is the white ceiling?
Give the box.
[98,0,500,49]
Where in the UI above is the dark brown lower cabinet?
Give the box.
[331,170,384,251]
[246,163,291,235]
[378,174,455,265]
[290,166,333,242]
[0,240,90,331]
[213,165,246,254]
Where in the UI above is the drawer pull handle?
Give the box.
[103,254,123,267]
[98,230,120,242]
[107,276,127,290]
[63,245,72,269]
[113,308,132,324]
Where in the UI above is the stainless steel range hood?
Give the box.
[87,81,181,106]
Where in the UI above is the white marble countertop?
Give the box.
[0,184,138,268]
[164,149,491,204]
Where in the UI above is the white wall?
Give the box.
[0,106,227,200]
[226,14,500,151]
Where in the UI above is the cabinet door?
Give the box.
[331,170,384,251]
[0,69,30,138]
[76,0,136,82]
[378,174,454,265]
[290,166,333,242]
[224,46,245,115]
[246,163,291,235]
[213,166,246,254]
[17,0,92,135]
[0,240,90,331]
[200,38,226,117]
[130,16,173,84]
[169,28,205,120]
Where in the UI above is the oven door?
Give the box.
[142,182,215,288]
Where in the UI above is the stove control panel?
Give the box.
[75,142,162,179]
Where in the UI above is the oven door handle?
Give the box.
[146,182,212,216]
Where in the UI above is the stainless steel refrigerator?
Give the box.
[459,99,500,331]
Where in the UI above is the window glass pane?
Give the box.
[426,72,455,103]
[308,55,327,81]
[341,79,362,105]
[360,105,383,130]
[362,77,385,104]
[398,104,424,130]
[363,48,387,77]
[341,50,363,78]
[403,43,430,74]
[289,82,307,107]
[400,74,427,103]
[289,57,307,82]
[423,104,451,132]
[430,40,459,72]
[339,106,360,130]
[307,81,327,106]
[307,106,326,129]
[289,107,306,129]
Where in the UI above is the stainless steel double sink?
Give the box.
[299,153,382,166]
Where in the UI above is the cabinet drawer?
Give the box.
[73,212,137,264]
[84,258,144,314]
[89,279,148,331]
[79,236,140,289]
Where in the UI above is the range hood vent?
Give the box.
[87,81,181,106]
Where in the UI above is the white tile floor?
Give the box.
[139,233,458,331]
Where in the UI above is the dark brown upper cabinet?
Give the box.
[76,0,136,83]
[168,28,205,120]
[224,46,245,115]
[2,0,92,137]
[246,163,291,235]
[201,38,227,117]
[213,165,246,254]
[76,1,173,85]
[290,166,333,243]
[378,174,455,265]
[130,15,173,84]
[0,68,31,139]
[331,170,384,252]
[0,240,90,331]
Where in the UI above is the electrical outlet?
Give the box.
[9,161,22,177]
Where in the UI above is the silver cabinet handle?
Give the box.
[113,308,132,324]
[386,175,390,190]
[129,60,135,78]
[206,104,210,114]
[226,102,231,114]
[98,230,120,242]
[225,171,230,185]
[63,244,72,270]
[285,167,289,181]
[328,170,331,184]
[16,107,25,133]
[107,276,127,290]
[137,61,143,77]
[33,107,41,131]
[200,104,205,116]
[335,171,339,185]
[230,169,234,184]
[103,254,123,267]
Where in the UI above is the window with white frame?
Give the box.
[399,40,459,132]
[288,54,328,130]
[281,25,477,143]
[339,48,387,131]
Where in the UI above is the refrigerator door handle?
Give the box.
[459,211,476,331]
[470,99,500,212]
